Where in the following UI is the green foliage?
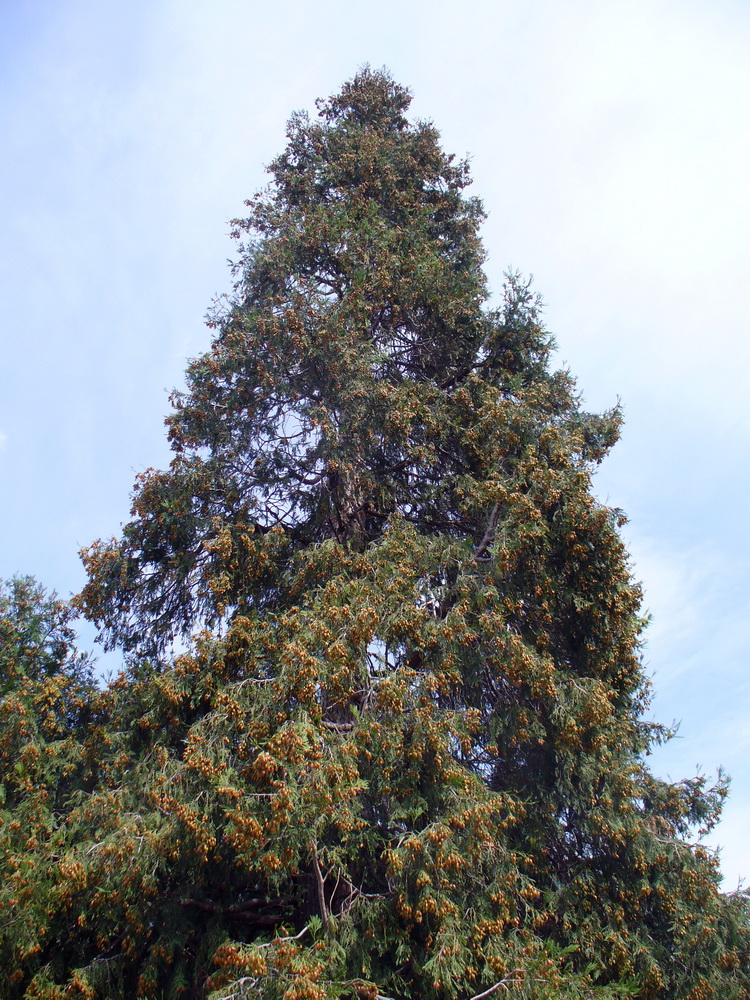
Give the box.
[0,577,96,989]
[0,576,95,808]
[3,69,748,1000]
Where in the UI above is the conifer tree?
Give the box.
[0,578,96,986]
[4,69,748,1000]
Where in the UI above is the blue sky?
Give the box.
[1,0,748,887]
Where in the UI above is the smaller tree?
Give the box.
[0,577,96,988]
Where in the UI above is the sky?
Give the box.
[0,0,748,888]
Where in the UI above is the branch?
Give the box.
[180,895,293,925]
[310,840,330,930]
[214,977,259,1000]
[253,924,312,949]
[473,503,499,561]
[467,977,549,1000]
[226,896,293,915]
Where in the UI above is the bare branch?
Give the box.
[310,839,329,930]
[253,924,312,949]
[214,977,259,1000]
[467,977,549,1000]
[473,503,499,561]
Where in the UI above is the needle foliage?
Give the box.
[3,69,748,1000]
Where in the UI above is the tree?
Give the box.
[4,68,748,1000]
[0,577,96,988]
[0,575,94,810]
